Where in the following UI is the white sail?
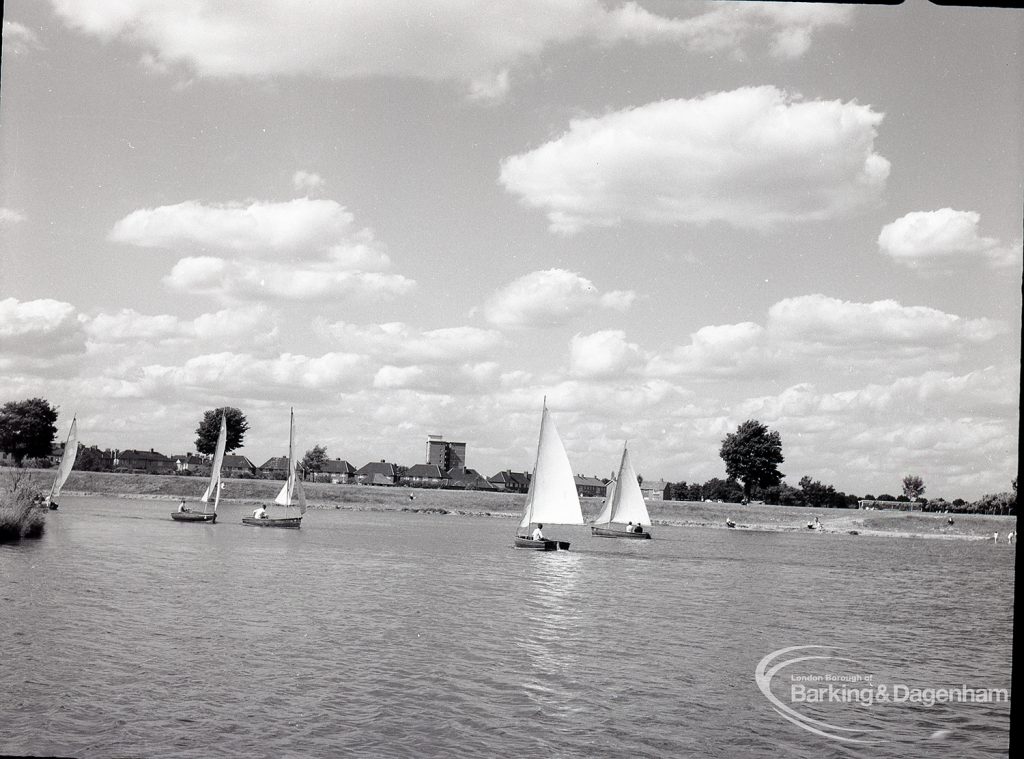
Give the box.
[48,417,78,500]
[593,477,616,525]
[518,403,585,531]
[274,408,297,507]
[600,445,651,526]
[200,414,227,512]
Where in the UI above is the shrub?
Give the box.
[0,473,46,543]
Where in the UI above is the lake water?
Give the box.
[1,497,1013,758]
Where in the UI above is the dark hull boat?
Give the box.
[514,536,570,550]
[241,516,302,529]
[172,511,216,523]
[590,525,650,539]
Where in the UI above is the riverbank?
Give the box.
[5,467,1016,541]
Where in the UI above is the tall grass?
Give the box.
[0,471,45,543]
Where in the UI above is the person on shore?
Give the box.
[253,505,267,519]
[947,517,954,525]
[178,499,188,513]
[993,532,999,543]
[726,517,736,528]
[531,523,545,541]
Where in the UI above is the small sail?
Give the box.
[605,445,651,526]
[200,414,228,512]
[48,417,78,500]
[593,477,616,525]
[518,403,584,530]
[274,408,296,508]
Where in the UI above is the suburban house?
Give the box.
[115,449,174,474]
[355,460,398,485]
[642,479,669,501]
[222,454,257,478]
[400,464,444,488]
[574,475,608,498]
[309,458,356,483]
[258,456,290,479]
[488,470,531,493]
[171,453,207,475]
[443,467,495,490]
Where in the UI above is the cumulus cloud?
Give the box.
[318,321,503,364]
[49,1,850,98]
[646,322,767,378]
[501,86,889,234]
[84,305,272,345]
[569,330,643,379]
[2,20,42,55]
[878,209,1023,269]
[0,207,26,224]
[292,170,324,194]
[0,297,86,357]
[109,198,415,302]
[483,268,635,328]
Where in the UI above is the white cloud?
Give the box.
[318,321,502,364]
[292,170,325,194]
[0,297,86,357]
[569,330,643,379]
[110,198,415,302]
[646,322,766,378]
[2,20,42,54]
[878,209,1023,269]
[0,207,26,224]
[483,268,635,328]
[84,305,272,345]
[49,1,850,97]
[500,86,889,234]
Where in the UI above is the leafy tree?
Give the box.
[719,420,785,501]
[0,398,59,465]
[195,407,249,455]
[902,474,925,501]
[799,475,837,508]
[301,444,328,480]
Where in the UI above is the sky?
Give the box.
[1,0,1021,500]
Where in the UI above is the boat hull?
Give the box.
[242,516,302,529]
[514,536,570,550]
[591,525,651,539]
[171,511,216,523]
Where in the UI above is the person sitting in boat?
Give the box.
[531,524,545,541]
[253,505,268,519]
[178,499,189,513]
[626,521,634,532]
[633,523,644,534]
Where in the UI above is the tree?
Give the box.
[301,444,328,480]
[719,420,784,501]
[0,398,59,465]
[74,445,110,472]
[194,407,249,455]
[902,474,925,501]
[799,475,837,508]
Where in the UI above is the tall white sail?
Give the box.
[601,445,651,526]
[200,413,227,511]
[275,408,297,507]
[593,477,616,525]
[518,403,584,530]
[48,417,78,500]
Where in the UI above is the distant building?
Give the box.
[222,455,257,478]
[444,467,496,490]
[488,470,531,493]
[574,475,608,498]
[425,435,466,470]
[401,464,444,488]
[115,449,174,474]
[642,479,669,501]
[171,453,207,474]
[857,499,920,511]
[259,456,290,480]
[356,460,398,485]
[318,459,355,484]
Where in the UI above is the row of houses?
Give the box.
[101,449,667,499]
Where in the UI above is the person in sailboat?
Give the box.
[253,505,268,519]
[178,499,189,513]
[531,523,545,541]
[633,523,644,534]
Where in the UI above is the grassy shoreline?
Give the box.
[7,467,1016,542]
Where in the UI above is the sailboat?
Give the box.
[44,416,78,510]
[591,444,652,539]
[171,413,226,523]
[242,408,306,529]
[514,400,585,550]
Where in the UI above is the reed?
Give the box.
[0,471,45,543]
